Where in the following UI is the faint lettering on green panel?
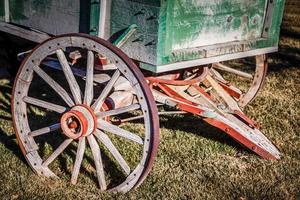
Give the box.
[165,0,267,53]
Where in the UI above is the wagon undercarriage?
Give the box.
[10,34,280,193]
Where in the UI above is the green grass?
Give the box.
[0,3,300,200]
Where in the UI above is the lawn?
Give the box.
[0,1,299,200]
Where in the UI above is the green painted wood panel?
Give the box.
[129,0,160,7]
[110,0,159,64]
[89,0,100,36]
[166,0,267,52]
[153,0,285,68]
[8,0,80,35]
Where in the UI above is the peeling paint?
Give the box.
[167,0,267,50]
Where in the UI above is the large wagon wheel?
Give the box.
[211,55,268,109]
[12,34,159,193]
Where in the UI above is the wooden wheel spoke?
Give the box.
[210,68,227,82]
[42,59,87,78]
[206,75,241,111]
[33,65,75,107]
[29,123,60,137]
[56,49,82,104]
[97,119,143,144]
[94,129,130,175]
[23,96,67,113]
[96,103,141,118]
[83,50,94,106]
[213,63,253,79]
[87,135,107,191]
[42,138,73,167]
[92,70,121,111]
[71,137,86,185]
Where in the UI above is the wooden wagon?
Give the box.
[0,0,285,193]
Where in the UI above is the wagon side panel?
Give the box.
[147,0,286,73]
[7,0,81,35]
[110,0,160,65]
[165,0,268,52]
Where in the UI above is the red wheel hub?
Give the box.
[61,105,97,139]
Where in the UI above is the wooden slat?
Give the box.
[0,22,50,43]
[97,119,143,144]
[71,137,86,185]
[96,103,140,118]
[206,75,241,111]
[42,139,73,167]
[92,70,120,111]
[210,68,227,82]
[33,65,74,107]
[23,96,67,113]
[87,135,107,191]
[83,51,94,106]
[29,123,60,137]
[94,129,130,175]
[213,63,253,79]
[56,49,82,105]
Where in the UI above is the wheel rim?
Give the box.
[12,33,159,193]
[211,55,268,109]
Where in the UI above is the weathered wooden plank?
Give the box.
[42,139,73,167]
[29,123,60,137]
[83,50,94,106]
[92,70,120,111]
[71,137,86,185]
[206,75,241,111]
[87,135,106,191]
[213,63,253,79]
[0,21,50,43]
[96,103,140,118]
[97,119,143,144]
[33,65,75,107]
[23,96,67,114]
[56,49,82,105]
[94,129,130,175]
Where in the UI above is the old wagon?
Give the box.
[0,0,285,193]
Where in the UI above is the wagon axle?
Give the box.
[61,105,97,140]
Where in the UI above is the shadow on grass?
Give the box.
[159,114,249,153]
[126,110,251,155]
[0,129,26,164]
[281,28,300,39]
[0,80,27,164]
[268,43,300,72]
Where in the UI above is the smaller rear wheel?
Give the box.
[211,55,268,109]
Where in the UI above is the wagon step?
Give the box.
[152,83,281,160]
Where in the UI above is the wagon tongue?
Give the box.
[153,84,281,160]
[203,111,281,160]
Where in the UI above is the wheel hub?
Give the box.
[61,105,97,139]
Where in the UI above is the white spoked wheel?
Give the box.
[211,55,268,109]
[12,34,159,193]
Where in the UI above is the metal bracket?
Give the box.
[113,24,138,48]
[262,0,275,38]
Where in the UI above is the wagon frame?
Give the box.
[0,0,284,193]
